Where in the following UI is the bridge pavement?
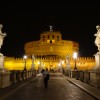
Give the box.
[0,73,99,100]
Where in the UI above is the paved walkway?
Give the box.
[0,73,100,100]
[0,77,38,100]
[62,75,100,100]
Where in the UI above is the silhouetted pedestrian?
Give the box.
[43,68,49,88]
[41,69,45,74]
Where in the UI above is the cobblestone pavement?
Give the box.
[63,75,100,100]
[1,73,96,100]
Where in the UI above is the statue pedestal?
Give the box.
[90,71,100,88]
[94,52,100,71]
[65,66,71,76]
[0,54,5,70]
[0,71,11,88]
[0,54,8,72]
[89,52,100,88]
[0,55,11,88]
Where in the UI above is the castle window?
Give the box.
[52,35,54,38]
[48,35,49,38]
[50,36,52,40]
[50,40,52,43]
[47,40,50,43]
[57,39,59,41]
[43,36,45,38]
[57,36,59,38]
[52,40,55,43]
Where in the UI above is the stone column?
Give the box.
[23,71,26,80]
[94,53,100,71]
[0,71,11,88]
[83,71,90,83]
[21,71,24,80]
[13,72,17,83]
[26,71,29,78]
[71,70,76,78]
[89,71,100,88]
[28,71,30,78]
[66,55,71,76]
[0,55,5,70]
[0,54,11,88]
[18,71,22,81]
[79,71,84,81]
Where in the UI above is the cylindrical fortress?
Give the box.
[24,30,79,59]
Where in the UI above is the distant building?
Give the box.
[4,27,95,71]
[24,27,79,57]
[24,26,79,70]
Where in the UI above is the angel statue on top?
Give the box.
[0,24,6,55]
[94,25,100,52]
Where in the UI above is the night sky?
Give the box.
[0,4,100,58]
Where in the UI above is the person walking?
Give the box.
[43,68,49,88]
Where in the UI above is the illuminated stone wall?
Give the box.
[24,31,79,58]
[4,57,95,71]
[4,57,32,71]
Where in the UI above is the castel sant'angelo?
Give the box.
[25,26,79,59]
[4,26,95,71]
[23,26,95,71]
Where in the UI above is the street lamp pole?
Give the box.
[60,60,64,74]
[61,61,62,74]
[73,52,77,71]
[23,55,27,71]
[32,54,35,69]
[66,55,71,76]
[74,58,77,70]
[66,55,70,70]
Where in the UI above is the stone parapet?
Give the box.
[89,71,100,88]
[83,71,90,83]
[0,71,11,88]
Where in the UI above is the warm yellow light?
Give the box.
[58,63,60,66]
[37,61,40,65]
[52,40,55,43]
[23,55,27,59]
[61,61,64,64]
[47,40,50,43]
[73,52,77,59]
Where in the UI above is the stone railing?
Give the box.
[0,70,37,88]
[64,69,100,88]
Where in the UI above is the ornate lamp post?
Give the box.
[38,61,41,73]
[23,55,27,71]
[73,52,78,71]
[66,55,70,70]
[32,54,35,70]
[60,60,64,74]
[66,55,70,76]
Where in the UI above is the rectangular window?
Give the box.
[57,36,59,38]
[50,40,52,43]
[57,39,59,41]
[43,36,45,38]
[47,40,50,43]
[52,40,55,43]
